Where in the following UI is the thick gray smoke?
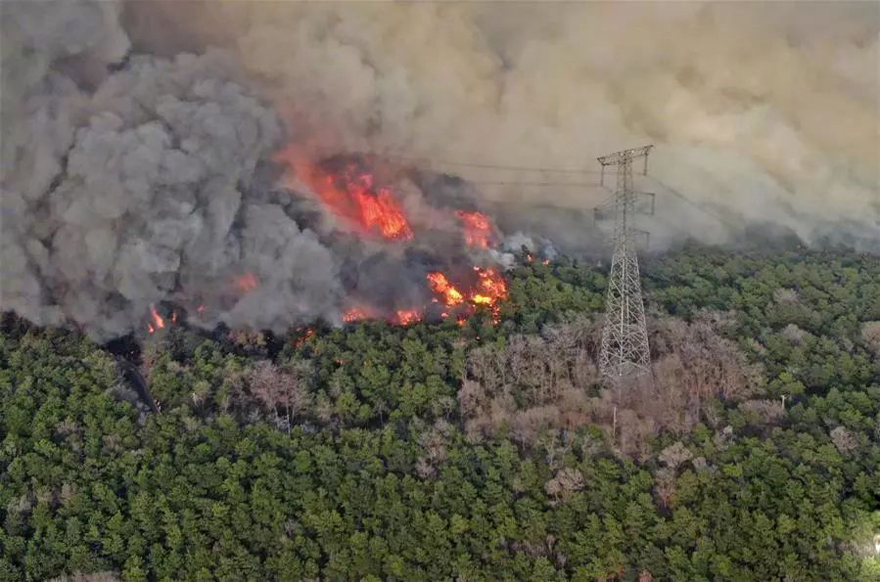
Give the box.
[1,1,341,340]
[2,1,878,340]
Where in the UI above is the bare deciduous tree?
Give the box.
[248,360,311,433]
[830,426,859,454]
[862,321,880,355]
[545,467,584,501]
[659,441,693,470]
[740,399,785,423]
[460,311,762,458]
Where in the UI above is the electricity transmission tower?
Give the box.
[595,146,654,383]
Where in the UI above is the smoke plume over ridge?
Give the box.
[1,1,878,339]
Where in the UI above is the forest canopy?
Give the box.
[1,243,879,581]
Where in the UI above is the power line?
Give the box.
[463,180,600,188]
[647,177,739,230]
[380,152,601,175]
[364,147,738,229]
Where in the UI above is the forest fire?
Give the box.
[275,146,412,241]
[146,304,165,334]
[358,187,413,240]
[271,147,511,327]
[293,327,315,348]
[425,267,508,323]
[427,272,465,306]
[472,268,507,305]
[146,305,188,334]
[456,210,494,249]
[235,272,259,293]
[343,306,370,322]
[394,309,422,325]
[339,266,508,327]
[343,305,422,325]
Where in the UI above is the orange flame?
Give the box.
[293,328,315,349]
[275,146,412,241]
[344,306,369,322]
[470,268,508,323]
[456,210,494,249]
[150,305,165,329]
[474,268,507,302]
[395,309,422,325]
[235,272,259,293]
[425,267,508,324]
[426,272,465,306]
[357,185,413,240]
[146,304,166,334]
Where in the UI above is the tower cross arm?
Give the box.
[597,145,653,166]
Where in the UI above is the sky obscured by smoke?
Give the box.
[155,1,878,244]
[2,1,878,339]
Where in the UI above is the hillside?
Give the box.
[1,244,879,581]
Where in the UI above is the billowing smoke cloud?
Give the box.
[139,1,877,246]
[2,1,878,339]
[1,1,341,340]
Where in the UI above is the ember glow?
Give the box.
[344,305,422,326]
[293,327,315,348]
[235,272,259,293]
[456,210,494,249]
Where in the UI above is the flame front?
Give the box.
[343,306,370,322]
[394,309,422,325]
[426,267,508,323]
[427,272,465,306]
[472,268,507,305]
[357,185,413,240]
[271,147,511,327]
[276,146,413,241]
[456,210,494,249]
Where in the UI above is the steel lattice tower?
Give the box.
[596,146,653,382]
